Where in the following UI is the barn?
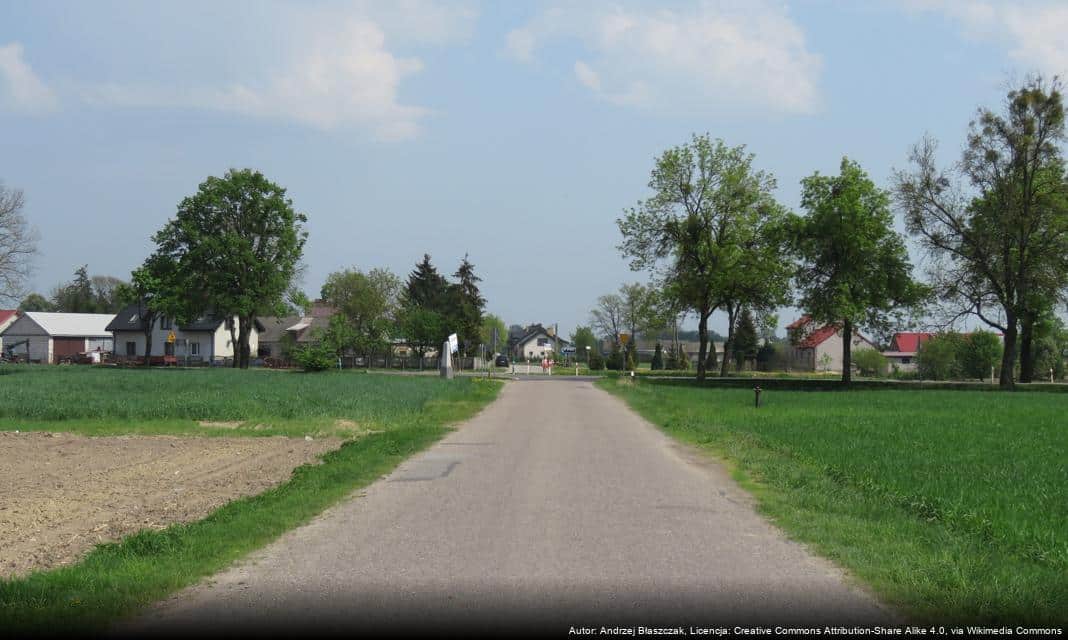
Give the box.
[0,312,115,363]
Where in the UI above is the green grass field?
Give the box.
[0,365,501,632]
[0,365,493,438]
[601,379,1068,625]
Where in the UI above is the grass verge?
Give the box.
[0,373,501,634]
[600,378,1068,625]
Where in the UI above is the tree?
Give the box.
[570,325,598,362]
[321,267,401,364]
[958,330,1002,381]
[481,314,508,356]
[399,254,451,357]
[0,181,37,306]
[618,134,790,380]
[151,169,307,368]
[590,293,624,346]
[404,254,449,310]
[651,343,665,370]
[401,308,444,361]
[51,266,94,313]
[449,254,485,356]
[791,157,927,384]
[18,293,52,311]
[127,253,182,366]
[732,308,759,370]
[893,77,1068,388]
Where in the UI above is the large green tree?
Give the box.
[126,253,182,366]
[399,254,450,357]
[321,267,401,364]
[449,254,485,356]
[152,169,307,369]
[18,293,53,311]
[894,77,1068,388]
[791,157,926,384]
[480,313,508,356]
[618,134,790,380]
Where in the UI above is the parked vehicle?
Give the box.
[495,354,509,367]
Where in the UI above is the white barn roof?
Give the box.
[22,312,115,338]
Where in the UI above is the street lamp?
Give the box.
[586,345,591,366]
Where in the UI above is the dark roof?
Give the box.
[258,315,302,343]
[107,304,265,333]
[514,324,571,348]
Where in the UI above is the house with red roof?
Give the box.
[787,315,878,372]
[881,332,934,372]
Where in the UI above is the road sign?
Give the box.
[619,333,630,345]
[167,331,176,344]
[447,333,459,354]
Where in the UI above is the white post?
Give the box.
[991,365,995,385]
[1051,368,1055,383]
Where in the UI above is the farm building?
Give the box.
[107,303,263,365]
[0,310,18,353]
[881,332,934,372]
[258,301,336,362]
[787,315,878,372]
[0,312,114,363]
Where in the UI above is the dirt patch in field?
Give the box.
[0,431,342,578]
[197,420,244,429]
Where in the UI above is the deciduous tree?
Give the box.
[0,182,36,306]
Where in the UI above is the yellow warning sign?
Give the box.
[167,331,176,344]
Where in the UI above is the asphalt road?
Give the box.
[120,379,895,636]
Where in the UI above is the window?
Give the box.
[190,342,200,356]
[160,316,172,330]
[164,342,175,356]
[537,338,549,346]
[126,341,136,357]
[901,357,911,364]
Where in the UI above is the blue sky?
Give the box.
[2,1,1066,337]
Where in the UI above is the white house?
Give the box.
[0,312,114,363]
[787,315,878,372]
[107,303,262,365]
[512,324,570,361]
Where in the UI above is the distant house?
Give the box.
[258,301,337,361]
[0,310,18,353]
[631,337,724,365]
[107,303,262,365]
[881,332,934,372]
[787,315,877,372]
[513,324,570,361]
[1,312,114,363]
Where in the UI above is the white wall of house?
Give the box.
[517,333,560,360]
[113,315,258,361]
[793,330,876,372]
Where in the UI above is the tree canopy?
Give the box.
[0,181,36,307]
[791,157,926,384]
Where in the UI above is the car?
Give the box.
[494,355,509,367]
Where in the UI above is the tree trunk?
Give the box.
[1000,314,1018,390]
[143,323,153,367]
[228,321,239,368]
[237,316,252,369]
[720,304,737,377]
[1019,313,1035,383]
[842,318,853,385]
[696,311,710,381]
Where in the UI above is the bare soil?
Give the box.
[0,431,342,578]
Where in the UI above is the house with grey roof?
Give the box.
[1,311,114,363]
[107,303,263,365]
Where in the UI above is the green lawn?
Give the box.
[601,379,1068,625]
[0,366,501,632]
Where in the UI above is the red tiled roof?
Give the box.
[890,332,933,354]
[797,324,839,348]
[0,310,17,326]
[786,314,811,330]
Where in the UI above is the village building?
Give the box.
[0,310,18,354]
[258,302,337,362]
[1,311,114,363]
[107,303,262,365]
[512,324,571,361]
[787,315,878,372]
[881,332,934,372]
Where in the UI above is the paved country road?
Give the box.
[119,380,895,636]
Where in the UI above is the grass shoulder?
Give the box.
[599,378,1068,625]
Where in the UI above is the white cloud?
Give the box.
[0,42,58,113]
[904,1,1068,76]
[81,3,477,140]
[506,2,822,115]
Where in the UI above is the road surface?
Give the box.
[120,379,895,635]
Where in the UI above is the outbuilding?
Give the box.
[0,311,114,363]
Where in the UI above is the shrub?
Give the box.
[852,348,888,377]
[293,343,337,372]
[916,333,964,380]
[625,342,637,371]
[958,330,1002,381]
[588,350,605,370]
